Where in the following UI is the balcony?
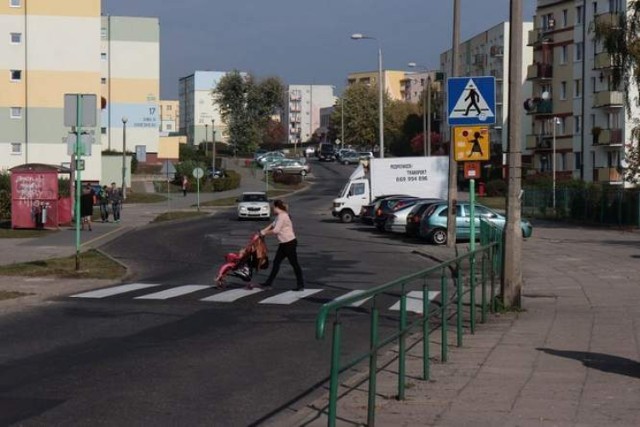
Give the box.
[593,91,624,108]
[527,28,553,46]
[490,45,504,57]
[594,51,615,69]
[594,128,623,146]
[594,167,622,183]
[473,54,486,66]
[594,12,622,28]
[526,99,553,116]
[526,63,553,80]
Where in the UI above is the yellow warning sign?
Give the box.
[453,126,490,161]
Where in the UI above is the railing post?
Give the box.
[456,262,463,347]
[470,251,476,334]
[441,271,448,362]
[481,250,488,323]
[398,285,407,401]
[367,303,379,427]
[422,283,430,381]
[491,244,497,313]
[328,316,342,427]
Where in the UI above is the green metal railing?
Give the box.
[315,220,504,427]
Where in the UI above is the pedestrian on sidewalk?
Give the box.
[259,199,304,291]
[109,182,123,223]
[98,185,110,222]
[182,175,189,197]
[80,184,95,231]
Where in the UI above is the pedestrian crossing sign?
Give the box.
[447,77,496,126]
[453,126,490,161]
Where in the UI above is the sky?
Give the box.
[102,0,537,99]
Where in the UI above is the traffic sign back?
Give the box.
[447,77,496,126]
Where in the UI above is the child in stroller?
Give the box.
[215,233,269,289]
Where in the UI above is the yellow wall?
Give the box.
[158,136,185,159]
[106,79,159,104]
[0,0,100,16]
[347,70,407,101]
[0,70,100,107]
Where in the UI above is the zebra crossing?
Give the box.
[70,283,440,313]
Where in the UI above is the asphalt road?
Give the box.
[0,159,441,426]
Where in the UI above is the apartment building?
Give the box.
[0,0,103,180]
[526,0,634,185]
[284,85,336,145]
[101,16,160,162]
[347,70,407,101]
[178,71,232,146]
[159,100,179,135]
[441,21,534,164]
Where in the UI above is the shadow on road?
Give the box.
[537,348,640,379]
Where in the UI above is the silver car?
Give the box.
[236,192,271,220]
[273,159,310,176]
[384,199,444,234]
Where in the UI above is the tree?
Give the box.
[262,119,287,149]
[592,2,640,181]
[214,72,285,153]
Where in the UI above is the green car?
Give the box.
[418,202,533,245]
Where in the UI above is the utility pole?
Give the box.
[427,74,432,156]
[212,118,216,174]
[446,0,460,247]
[503,0,524,308]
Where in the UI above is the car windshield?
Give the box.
[242,194,268,202]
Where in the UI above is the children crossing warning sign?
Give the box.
[447,77,496,126]
[453,126,490,161]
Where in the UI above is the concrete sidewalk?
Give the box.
[283,223,640,426]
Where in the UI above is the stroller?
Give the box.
[214,233,269,289]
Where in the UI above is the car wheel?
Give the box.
[300,170,307,177]
[431,228,447,245]
[340,210,354,223]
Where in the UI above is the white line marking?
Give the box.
[259,289,322,305]
[71,283,161,299]
[334,290,371,307]
[389,291,440,314]
[201,288,263,302]
[134,285,211,300]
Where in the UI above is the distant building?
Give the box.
[178,71,233,146]
[319,106,335,143]
[284,85,336,145]
[101,16,160,163]
[347,70,407,101]
[159,100,180,135]
[400,71,443,104]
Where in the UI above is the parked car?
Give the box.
[340,152,361,165]
[385,199,445,234]
[359,195,413,225]
[263,157,289,171]
[418,202,533,245]
[304,146,316,157]
[405,201,444,237]
[206,167,225,179]
[257,151,285,166]
[372,196,421,232]
[236,192,271,220]
[335,148,356,162]
[273,159,310,176]
[317,143,336,161]
[254,149,268,160]
[358,151,374,160]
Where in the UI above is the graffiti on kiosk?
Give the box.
[14,175,55,206]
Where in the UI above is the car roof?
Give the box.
[242,191,267,195]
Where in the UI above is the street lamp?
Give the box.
[351,33,384,158]
[408,62,432,156]
[121,116,128,200]
[341,97,345,148]
[204,123,208,156]
[211,118,216,174]
[542,91,559,210]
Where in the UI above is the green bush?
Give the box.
[210,170,241,192]
[0,173,10,221]
[485,179,507,197]
[272,173,303,186]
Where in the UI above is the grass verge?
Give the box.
[0,228,58,239]
[0,291,34,301]
[125,193,168,203]
[477,196,506,211]
[152,211,208,223]
[0,249,126,279]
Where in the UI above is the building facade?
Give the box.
[101,16,159,162]
[441,21,534,166]
[347,70,407,101]
[159,100,179,135]
[1,0,103,179]
[284,84,336,145]
[526,0,634,184]
[178,71,231,146]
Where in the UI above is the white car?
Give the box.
[236,192,271,220]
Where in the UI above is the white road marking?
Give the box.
[71,283,160,299]
[334,290,371,307]
[389,291,440,314]
[259,289,322,305]
[201,288,263,302]
[134,285,211,300]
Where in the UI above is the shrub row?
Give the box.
[272,173,302,186]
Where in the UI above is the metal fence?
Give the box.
[522,187,640,227]
[314,220,504,427]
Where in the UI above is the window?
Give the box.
[576,5,583,24]
[562,9,568,27]
[574,115,582,134]
[166,123,173,130]
[9,0,21,7]
[560,45,568,64]
[591,77,597,93]
[101,28,108,39]
[166,105,172,111]
[574,79,582,98]
[9,107,21,118]
[574,152,582,170]
[101,53,107,60]
[101,77,107,84]
[10,32,21,44]
[593,1,598,14]
[10,143,21,154]
[558,117,566,134]
[10,70,21,81]
[575,42,583,61]
[560,81,567,99]
[101,127,107,134]
[349,183,365,196]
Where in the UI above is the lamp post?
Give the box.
[408,63,432,156]
[351,33,384,158]
[341,97,345,148]
[211,118,216,174]
[121,116,127,200]
[551,116,560,211]
[204,123,208,156]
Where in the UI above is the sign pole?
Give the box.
[74,95,83,271]
[469,178,476,252]
[196,176,200,212]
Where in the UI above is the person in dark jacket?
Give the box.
[108,182,123,222]
[80,184,95,231]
